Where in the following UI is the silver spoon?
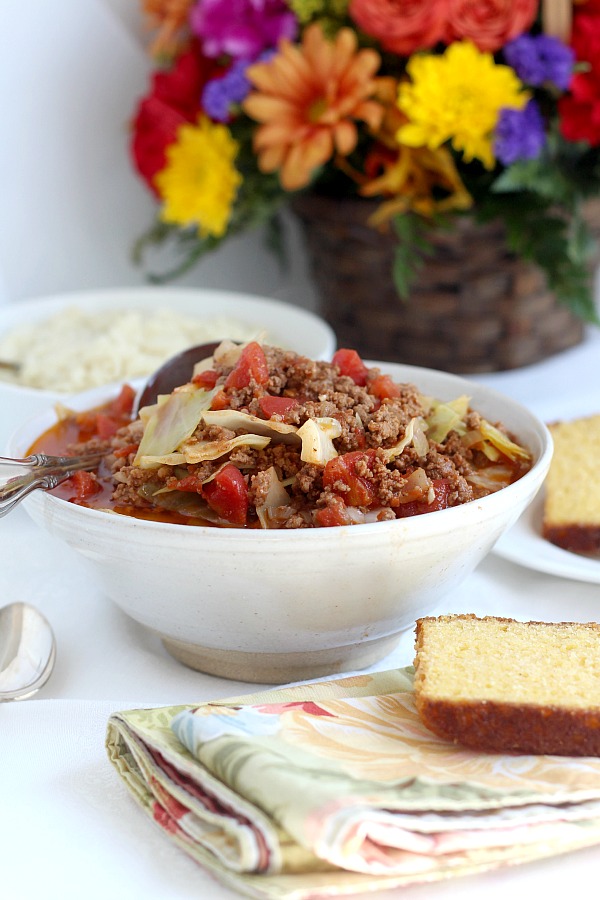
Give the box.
[0,602,56,701]
[0,341,226,515]
[0,452,106,517]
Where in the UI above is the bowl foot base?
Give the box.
[161,633,402,683]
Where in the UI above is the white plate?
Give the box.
[493,490,600,583]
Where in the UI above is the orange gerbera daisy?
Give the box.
[142,0,193,58]
[243,23,384,190]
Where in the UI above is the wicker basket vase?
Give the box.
[292,193,598,374]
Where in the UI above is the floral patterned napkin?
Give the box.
[106,668,600,899]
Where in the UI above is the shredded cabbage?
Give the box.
[426,395,470,443]
[398,467,431,503]
[212,340,244,368]
[191,353,217,379]
[180,433,271,463]
[201,409,299,443]
[466,464,515,492]
[479,419,531,461]
[297,417,342,465]
[137,452,187,469]
[137,482,231,525]
[134,387,216,466]
[255,467,291,529]
[382,417,429,462]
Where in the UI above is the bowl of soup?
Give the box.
[10,343,552,684]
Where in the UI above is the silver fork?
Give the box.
[0,453,105,517]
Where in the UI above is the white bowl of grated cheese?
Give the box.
[0,286,336,451]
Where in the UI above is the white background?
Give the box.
[0,0,318,310]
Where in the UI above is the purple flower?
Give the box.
[202,59,253,122]
[503,35,575,91]
[494,100,546,166]
[191,0,297,60]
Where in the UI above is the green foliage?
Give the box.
[132,167,287,284]
[478,192,600,324]
[391,213,439,300]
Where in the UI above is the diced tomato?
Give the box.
[395,479,450,518]
[108,383,136,417]
[202,464,249,526]
[210,389,230,410]
[257,395,298,418]
[95,413,121,439]
[76,384,136,442]
[349,421,367,449]
[192,369,219,389]
[68,470,101,503]
[332,349,369,386]
[367,373,403,400]
[314,496,353,527]
[74,411,99,438]
[176,474,203,493]
[224,342,269,389]
[113,443,139,459]
[322,450,377,507]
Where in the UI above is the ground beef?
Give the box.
[65,343,531,528]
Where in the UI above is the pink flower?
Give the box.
[444,0,539,53]
[190,0,297,60]
[349,0,448,56]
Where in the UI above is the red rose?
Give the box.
[558,2,600,146]
[349,0,448,56]
[570,5,600,76]
[131,46,219,194]
[444,0,539,53]
[559,72,600,145]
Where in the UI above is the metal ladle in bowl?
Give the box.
[0,341,224,516]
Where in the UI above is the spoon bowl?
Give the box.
[134,341,221,413]
[0,602,56,701]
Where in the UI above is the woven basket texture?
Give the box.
[292,194,600,373]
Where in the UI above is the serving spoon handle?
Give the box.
[0,453,105,517]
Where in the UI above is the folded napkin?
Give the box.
[106,668,600,899]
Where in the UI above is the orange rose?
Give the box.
[349,0,448,56]
[444,0,539,52]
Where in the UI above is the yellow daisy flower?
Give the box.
[397,41,528,170]
[154,117,242,239]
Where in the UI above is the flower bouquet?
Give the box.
[131,0,600,340]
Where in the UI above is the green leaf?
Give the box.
[477,193,600,324]
[491,159,570,203]
[391,213,437,300]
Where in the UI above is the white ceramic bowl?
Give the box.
[11,362,552,684]
[0,286,336,452]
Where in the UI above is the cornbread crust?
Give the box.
[543,415,600,553]
[414,614,600,756]
[543,523,600,555]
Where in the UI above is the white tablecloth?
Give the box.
[3,327,600,900]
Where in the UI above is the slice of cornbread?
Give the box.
[414,614,600,756]
[543,415,600,553]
